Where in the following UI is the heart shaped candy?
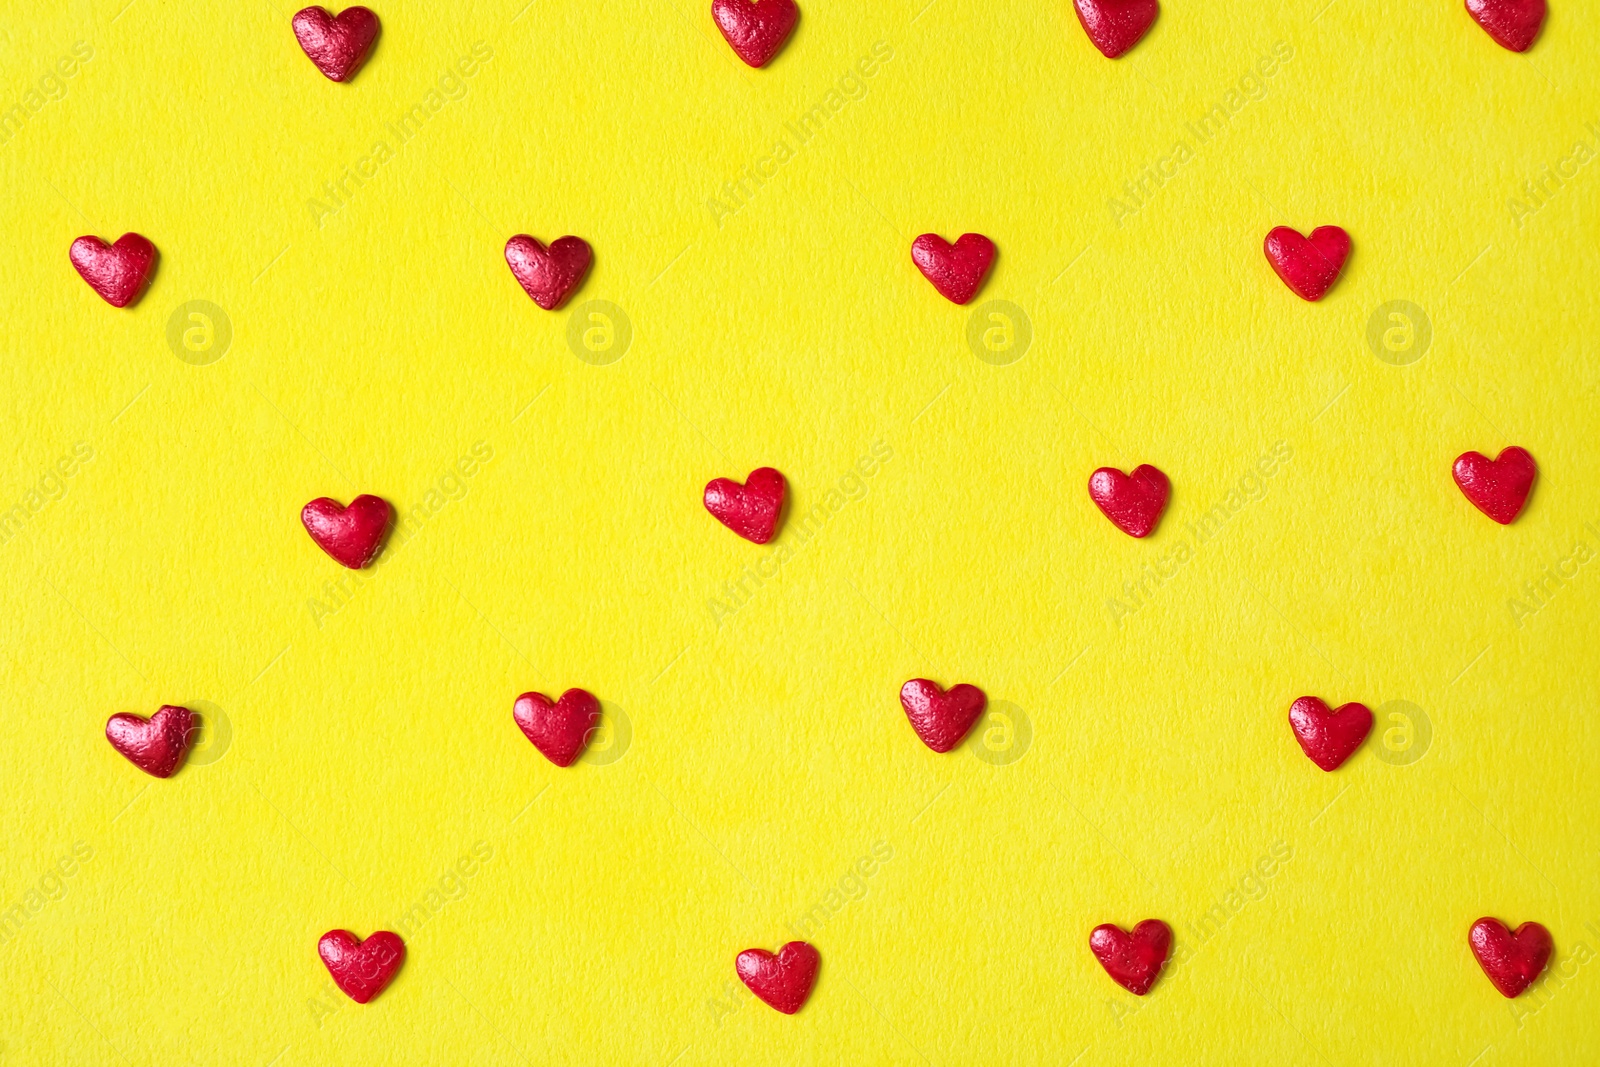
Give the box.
[1090,920,1171,995]
[1288,697,1373,771]
[302,495,392,569]
[319,929,405,1003]
[911,233,995,305]
[1466,0,1545,52]
[292,6,380,82]
[900,679,986,753]
[1470,918,1552,998]
[1089,465,1170,538]
[105,705,194,778]
[713,0,799,68]
[737,940,819,1014]
[1073,0,1159,59]
[704,467,786,544]
[1453,447,1536,525]
[505,235,593,311]
[514,689,601,768]
[1263,226,1350,301]
[70,234,156,308]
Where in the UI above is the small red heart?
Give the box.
[105,705,194,778]
[1263,225,1351,302]
[704,467,786,544]
[505,235,593,311]
[301,495,392,569]
[1089,465,1170,538]
[736,941,819,1014]
[911,233,995,306]
[1073,0,1159,59]
[1288,697,1373,772]
[70,234,156,308]
[292,6,380,82]
[899,679,986,753]
[1466,0,1546,52]
[712,0,799,68]
[318,929,405,1003]
[514,689,601,768]
[1090,920,1171,996]
[1453,447,1536,525]
[1470,918,1552,998]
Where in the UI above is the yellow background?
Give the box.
[1,0,1597,1063]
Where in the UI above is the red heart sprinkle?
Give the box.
[1470,918,1552,998]
[1466,0,1546,52]
[1263,225,1350,302]
[70,234,156,308]
[1453,447,1536,525]
[318,929,405,1003]
[1089,465,1170,538]
[911,233,996,306]
[712,0,799,68]
[514,689,602,768]
[900,679,986,753]
[736,941,819,1014]
[301,495,392,569]
[1288,697,1373,772]
[1073,0,1159,59]
[292,6,380,82]
[505,235,593,311]
[704,467,786,544]
[105,705,194,778]
[1090,920,1172,995]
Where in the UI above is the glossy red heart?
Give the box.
[900,679,986,753]
[70,234,156,308]
[1453,447,1536,525]
[319,929,405,1003]
[1466,0,1545,52]
[1090,920,1171,995]
[514,689,601,768]
[1470,918,1552,998]
[105,705,194,778]
[704,467,786,544]
[505,235,593,311]
[292,6,380,82]
[1073,0,1159,59]
[1089,465,1170,538]
[1288,697,1373,771]
[737,940,819,1014]
[301,495,392,569]
[712,0,799,68]
[911,233,995,306]
[1263,225,1350,302]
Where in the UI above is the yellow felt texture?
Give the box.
[1,0,1597,1063]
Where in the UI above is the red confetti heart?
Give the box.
[704,467,786,544]
[301,495,392,569]
[1090,920,1171,995]
[1466,0,1546,52]
[900,679,986,753]
[712,0,799,68]
[736,941,819,1014]
[1089,465,1170,538]
[911,233,995,306]
[70,233,156,308]
[1073,0,1159,59]
[292,6,380,82]
[1470,918,1552,998]
[505,235,593,311]
[1453,447,1536,525]
[514,689,601,768]
[1288,697,1373,772]
[105,705,194,779]
[318,929,405,1003]
[1263,225,1350,302]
